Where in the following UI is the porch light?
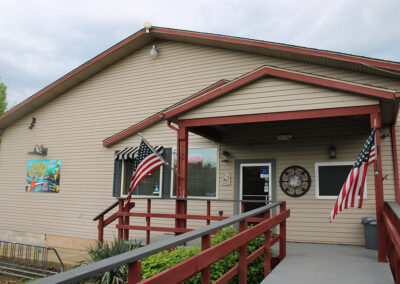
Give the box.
[328,145,336,159]
[150,45,158,58]
[222,150,230,162]
[28,144,48,156]
[276,134,292,141]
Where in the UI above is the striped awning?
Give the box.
[114,146,164,160]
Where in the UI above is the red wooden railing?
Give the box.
[383,201,400,284]
[138,203,288,284]
[94,198,269,245]
[38,201,289,284]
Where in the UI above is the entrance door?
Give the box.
[240,163,272,213]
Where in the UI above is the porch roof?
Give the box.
[103,65,397,147]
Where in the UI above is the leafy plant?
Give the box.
[82,238,135,284]
[141,226,271,283]
[141,246,201,283]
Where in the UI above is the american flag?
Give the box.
[124,140,165,206]
[329,129,376,222]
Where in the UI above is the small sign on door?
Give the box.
[260,166,269,179]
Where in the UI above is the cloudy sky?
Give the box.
[1,0,399,107]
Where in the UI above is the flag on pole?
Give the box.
[329,129,376,222]
[124,140,165,206]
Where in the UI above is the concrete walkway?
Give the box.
[262,242,393,284]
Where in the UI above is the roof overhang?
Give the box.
[103,65,399,147]
[1,26,400,131]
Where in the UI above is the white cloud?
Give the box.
[0,0,399,105]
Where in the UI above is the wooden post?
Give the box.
[391,124,400,205]
[175,126,188,235]
[124,204,130,241]
[98,215,104,243]
[238,220,247,283]
[279,203,286,261]
[206,200,211,226]
[370,112,386,262]
[118,200,124,240]
[128,261,141,284]
[264,210,271,277]
[201,234,211,284]
[146,199,151,245]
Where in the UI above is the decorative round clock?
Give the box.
[279,166,311,197]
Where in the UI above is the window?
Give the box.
[315,162,367,199]
[172,147,218,198]
[120,160,163,197]
[112,147,172,198]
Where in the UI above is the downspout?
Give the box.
[392,124,400,204]
[392,95,400,205]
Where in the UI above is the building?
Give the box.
[0,26,399,255]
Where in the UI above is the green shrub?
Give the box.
[141,246,202,283]
[141,227,270,283]
[83,238,135,284]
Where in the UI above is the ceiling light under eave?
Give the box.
[276,134,292,141]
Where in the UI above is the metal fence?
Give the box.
[0,240,64,280]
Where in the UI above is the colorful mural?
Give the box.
[26,160,62,193]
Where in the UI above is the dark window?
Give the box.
[172,148,217,197]
[112,148,172,198]
[316,162,361,198]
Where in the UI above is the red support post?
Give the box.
[118,199,124,240]
[391,124,400,205]
[201,234,211,284]
[98,215,104,243]
[370,112,386,262]
[128,261,141,284]
[175,126,188,235]
[124,204,130,241]
[146,199,151,245]
[264,211,271,277]
[206,200,211,226]
[279,203,286,261]
[238,220,247,283]
[241,202,244,213]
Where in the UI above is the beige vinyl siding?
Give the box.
[0,39,398,246]
[179,77,379,120]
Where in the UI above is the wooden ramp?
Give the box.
[262,242,393,284]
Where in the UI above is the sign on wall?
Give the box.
[26,160,62,193]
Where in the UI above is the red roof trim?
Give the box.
[152,27,400,71]
[103,79,229,147]
[164,66,395,120]
[179,105,381,128]
[2,26,399,129]
[0,29,147,123]
[104,113,164,147]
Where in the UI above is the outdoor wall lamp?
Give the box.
[28,144,48,156]
[28,117,36,129]
[222,150,230,162]
[328,145,337,159]
[150,45,158,58]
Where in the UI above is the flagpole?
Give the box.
[138,132,182,177]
